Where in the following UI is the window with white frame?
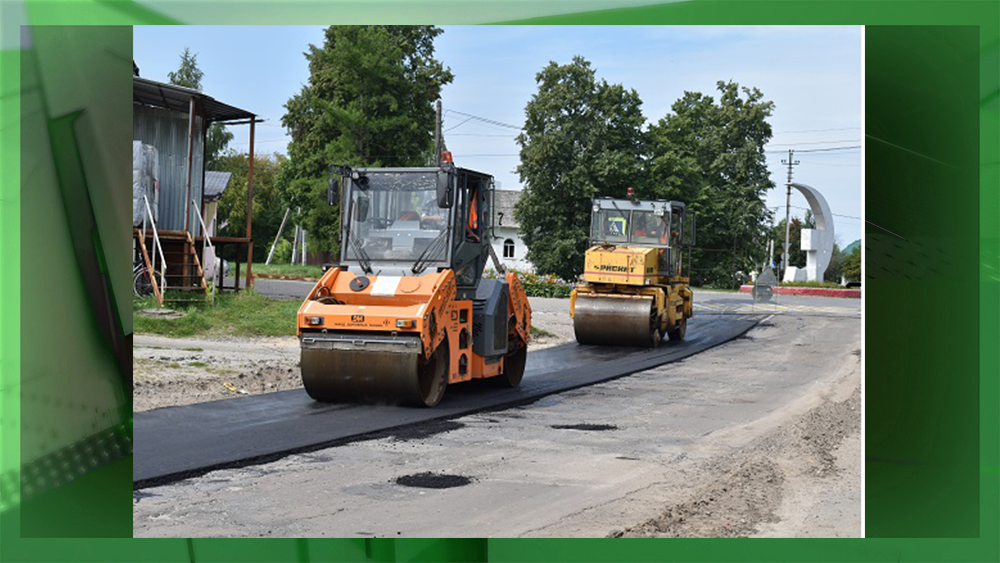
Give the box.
[503,239,515,258]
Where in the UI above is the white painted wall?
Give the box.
[490,226,534,272]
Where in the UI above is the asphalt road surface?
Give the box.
[134,313,760,487]
[134,312,861,538]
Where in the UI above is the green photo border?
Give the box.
[0,0,995,561]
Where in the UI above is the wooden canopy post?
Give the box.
[245,118,255,290]
[183,95,197,288]
[184,96,196,233]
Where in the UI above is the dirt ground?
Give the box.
[615,364,860,538]
[134,310,860,538]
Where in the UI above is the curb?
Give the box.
[739,285,861,298]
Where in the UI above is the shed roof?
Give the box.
[133,76,256,123]
[204,171,233,201]
[493,189,522,229]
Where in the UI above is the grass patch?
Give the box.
[134,291,300,338]
[183,347,203,352]
[242,262,324,279]
[188,361,208,368]
[531,325,553,337]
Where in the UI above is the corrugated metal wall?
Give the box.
[133,104,205,237]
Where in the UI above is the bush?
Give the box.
[485,268,575,298]
[842,247,861,282]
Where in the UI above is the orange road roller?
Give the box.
[297,162,531,407]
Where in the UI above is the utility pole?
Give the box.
[434,100,443,165]
[265,208,291,265]
[767,206,778,274]
[780,149,800,280]
[301,230,307,266]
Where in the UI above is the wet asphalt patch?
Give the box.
[395,472,473,489]
[389,420,465,442]
[551,423,619,431]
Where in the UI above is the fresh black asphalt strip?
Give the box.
[134,314,761,488]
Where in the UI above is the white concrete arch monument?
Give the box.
[784,182,835,283]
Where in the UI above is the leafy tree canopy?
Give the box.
[279,25,454,255]
[215,152,289,263]
[842,246,861,282]
[648,81,775,287]
[514,56,646,280]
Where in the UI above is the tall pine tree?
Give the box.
[166,47,234,169]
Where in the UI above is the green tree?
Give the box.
[825,242,844,283]
[215,152,289,262]
[206,124,234,169]
[648,81,775,288]
[769,213,845,282]
[772,211,813,270]
[842,246,861,282]
[280,25,454,255]
[514,56,646,280]
[167,47,203,89]
[167,47,233,170]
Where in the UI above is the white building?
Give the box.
[490,190,534,272]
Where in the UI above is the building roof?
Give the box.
[493,189,522,229]
[204,171,233,201]
[133,76,256,123]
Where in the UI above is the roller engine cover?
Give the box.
[472,279,509,359]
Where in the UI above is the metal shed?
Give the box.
[133,75,260,300]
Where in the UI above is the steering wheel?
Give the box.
[371,217,392,229]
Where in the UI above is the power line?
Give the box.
[768,139,859,147]
[764,145,860,155]
[795,145,861,153]
[796,161,861,168]
[787,204,861,220]
[772,126,860,135]
[230,138,289,145]
[444,109,522,130]
[444,115,477,132]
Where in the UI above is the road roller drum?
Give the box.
[300,333,448,407]
[573,294,660,347]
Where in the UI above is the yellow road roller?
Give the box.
[297,161,531,407]
[570,194,695,346]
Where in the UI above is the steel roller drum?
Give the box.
[301,333,444,407]
[573,294,658,346]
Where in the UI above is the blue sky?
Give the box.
[134,25,862,245]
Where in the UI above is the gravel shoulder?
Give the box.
[133,335,302,412]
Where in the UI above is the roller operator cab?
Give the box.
[570,196,695,347]
[297,162,532,407]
